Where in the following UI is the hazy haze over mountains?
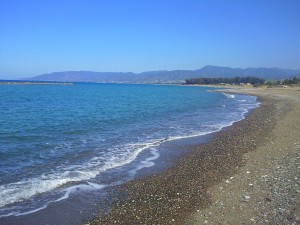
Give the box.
[28,66,300,84]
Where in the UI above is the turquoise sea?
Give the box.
[0,83,259,219]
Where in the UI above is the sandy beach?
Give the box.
[86,87,300,225]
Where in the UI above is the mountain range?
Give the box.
[27,65,300,84]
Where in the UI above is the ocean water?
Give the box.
[0,83,259,218]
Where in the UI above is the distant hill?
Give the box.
[28,66,300,83]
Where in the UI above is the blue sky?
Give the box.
[0,0,300,79]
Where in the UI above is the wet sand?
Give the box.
[85,87,300,225]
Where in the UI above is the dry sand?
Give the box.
[86,87,300,225]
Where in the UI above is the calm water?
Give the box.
[0,83,259,217]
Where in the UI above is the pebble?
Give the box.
[244,195,251,201]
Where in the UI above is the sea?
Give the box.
[0,83,259,223]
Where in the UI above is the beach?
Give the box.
[86,87,300,224]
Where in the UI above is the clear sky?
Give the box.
[0,0,300,79]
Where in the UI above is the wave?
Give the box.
[0,182,105,218]
[222,93,235,99]
[0,118,248,210]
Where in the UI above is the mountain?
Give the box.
[28,66,300,83]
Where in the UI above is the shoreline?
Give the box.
[0,81,73,85]
[86,87,300,224]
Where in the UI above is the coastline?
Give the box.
[85,87,300,224]
[0,81,73,85]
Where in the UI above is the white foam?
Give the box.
[0,170,105,208]
[65,182,105,194]
[0,182,105,217]
[128,148,160,177]
[223,93,235,99]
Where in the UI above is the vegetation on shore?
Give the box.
[185,77,265,85]
[185,76,300,87]
[265,76,300,87]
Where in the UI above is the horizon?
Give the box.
[1,0,300,79]
[1,64,300,81]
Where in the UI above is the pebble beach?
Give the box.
[86,87,300,225]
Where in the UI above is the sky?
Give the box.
[0,0,300,79]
